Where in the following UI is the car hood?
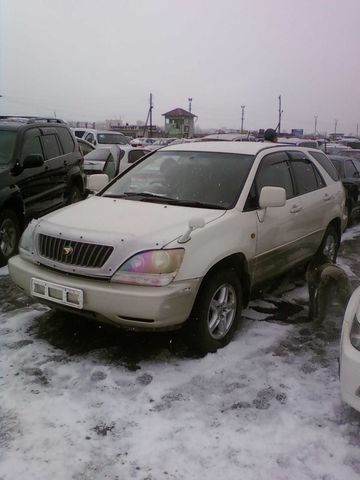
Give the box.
[38,195,225,247]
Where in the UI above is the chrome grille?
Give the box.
[38,234,113,268]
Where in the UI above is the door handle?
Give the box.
[290,205,302,213]
[323,194,332,202]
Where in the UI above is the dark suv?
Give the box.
[0,117,86,266]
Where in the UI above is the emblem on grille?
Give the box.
[63,246,73,255]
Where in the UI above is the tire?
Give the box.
[186,268,243,354]
[0,209,21,267]
[67,185,82,205]
[316,224,339,263]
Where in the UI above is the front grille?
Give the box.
[38,234,113,268]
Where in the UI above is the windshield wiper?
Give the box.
[104,192,226,209]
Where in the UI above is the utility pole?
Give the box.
[334,119,338,138]
[357,123,359,138]
[314,115,318,137]
[277,95,283,134]
[143,93,154,137]
[241,105,245,133]
[149,93,153,137]
[188,97,192,113]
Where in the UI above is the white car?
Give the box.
[84,146,150,183]
[9,142,346,353]
[340,286,360,411]
[83,129,129,148]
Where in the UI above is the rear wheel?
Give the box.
[0,209,21,267]
[316,224,339,263]
[186,268,243,354]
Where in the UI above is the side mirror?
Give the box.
[353,171,360,178]
[259,186,286,208]
[23,154,44,169]
[178,217,205,243]
[86,174,109,192]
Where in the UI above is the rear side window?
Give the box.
[56,127,75,153]
[256,152,295,199]
[309,151,339,181]
[41,134,61,159]
[288,152,321,194]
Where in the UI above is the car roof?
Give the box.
[160,141,288,155]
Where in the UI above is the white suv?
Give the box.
[9,142,346,353]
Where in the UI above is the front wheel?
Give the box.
[186,268,243,354]
[316,224,339,263]
[0,209,21,267]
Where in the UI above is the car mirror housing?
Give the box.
[86,174,109,192]
[259,186,286,208]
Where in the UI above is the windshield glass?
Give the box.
[102,150,255,209]
[0,130,17,165]
[97,133,128,145]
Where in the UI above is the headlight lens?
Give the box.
[350,313,360,350]
[111,249,184,286]
[19,221,37,256]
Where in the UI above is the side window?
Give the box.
[85,133,95,144]
[128,150,146,164]
[41,134,61,160]
[103,155,116,180]
[256,152,295,200]
[21,129,43,161]
[288,152,320,194]
[345,160,358,178]
[309,151,339,181]
[56,127,75,153]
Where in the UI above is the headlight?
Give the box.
[19,220,37,256]
[111,249,184,286]
[350,314,360,350]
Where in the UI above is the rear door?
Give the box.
[39,127,68,209]
[287,150,331,258]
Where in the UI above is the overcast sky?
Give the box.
[1,0,360,134]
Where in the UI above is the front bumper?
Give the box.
[8,255,201,330]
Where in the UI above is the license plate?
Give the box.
[31,278,84,309]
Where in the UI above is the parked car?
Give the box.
[200,133,256,142]
[277,137,319,148]
[328,155,360,222]
[0,117,86,266]
[83,129,130,147]
[340,286,360,412]
[9,142,346,353]
[71,128,87,139]
[77,137,95,157]
[146,138,177,151]
[84,146,150,182]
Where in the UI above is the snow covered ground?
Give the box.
[1,226,360,480]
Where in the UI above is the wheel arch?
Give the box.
[0,195,25,231]
[199,253,251,307]
[328,217,342,247]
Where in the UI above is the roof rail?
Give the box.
[0,115,65,124]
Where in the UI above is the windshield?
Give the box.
[97,133,128,145]
[102,150,255,209]
[0,130,17,165]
